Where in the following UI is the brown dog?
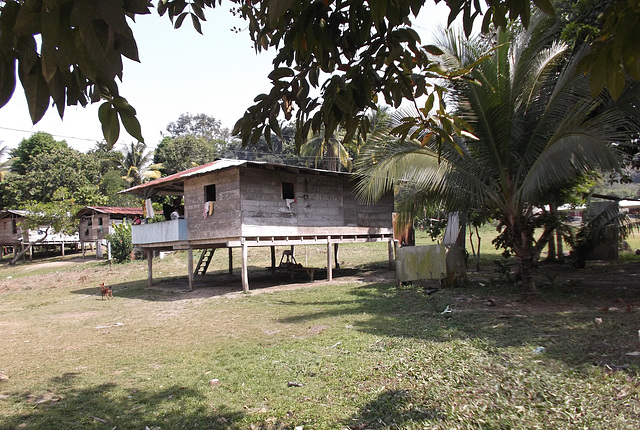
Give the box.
[100,282,113,300]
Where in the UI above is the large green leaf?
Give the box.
[18,59,50,124]
[119,108,144,143]
[98,102,120,147]
[0,57,16,108]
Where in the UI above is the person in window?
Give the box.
[133,215,142,225]
[170,207,181,220]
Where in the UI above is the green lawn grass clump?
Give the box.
[0,241,639,429]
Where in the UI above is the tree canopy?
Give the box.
[0,133,144,209]
[153,134,218,176]
[0,0,636,148]
[2,136,104,207]
[9,131,66,175]
[165,112,231,143]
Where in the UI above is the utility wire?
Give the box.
[0,125,102,143]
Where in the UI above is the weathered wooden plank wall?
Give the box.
[0,216,21,244]
[182,165,393,242]
[184,168,242,240]
[79,214,110,241]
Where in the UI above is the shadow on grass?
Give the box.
[343,389,446,429]
[277,276,640,371]
[68,265,385,302]
[1,378,245,430]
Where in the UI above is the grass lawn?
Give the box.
[0,233,639,429]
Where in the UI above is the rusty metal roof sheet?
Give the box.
[76,206,144,217]
[120,158,348,198]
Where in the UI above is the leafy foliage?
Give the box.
[0,0,148,146]
[2,135,105,207]
[100,170,139,207]
[19,188,80,240]
[153,135,218,176]
[0,1,636,149]
[164,112,230,142]
[222,122,306,166]
[120,141,153,186]
[0,143,11,181]
[575,0,640,99]
[106,221,133,264]
[568,199,640,268]
[230,0,473,152]
[355,14,640,292]
[301,127,352,171]
[9,131,66,175]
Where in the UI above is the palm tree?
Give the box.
[344,106,393,164]
[0,143,12,182]
[355,16,640,293]
[121,141,152,186]
[301,127,352,172]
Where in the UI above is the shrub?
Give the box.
[107,222,132,263]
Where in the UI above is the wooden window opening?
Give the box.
[205,184,216,202]
[282,182,295,199]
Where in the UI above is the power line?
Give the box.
[0,126,102,143]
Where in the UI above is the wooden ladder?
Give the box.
[194,248,215,276]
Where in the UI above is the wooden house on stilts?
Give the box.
[121,159,395,291]
[0,209,80,262]
[76,206,144,258]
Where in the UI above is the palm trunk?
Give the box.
[514,242,537,294]
[508,215,538,295]
[325,144,338,171]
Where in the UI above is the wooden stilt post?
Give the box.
[187,248,194,291]
[228,248,233,274]
[147,250,153,287]
[326,236,333,281]
[241,239,249,292]
[82,242,86,258]
[270,246,276,275]
[61,240,65,256]
[388,238,395,270]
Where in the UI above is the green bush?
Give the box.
[107,222,132,263]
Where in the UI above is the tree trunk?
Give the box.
[514,244,537,295]
[556,228,564,261]
[546,231,557,261]
[511,219,538,295]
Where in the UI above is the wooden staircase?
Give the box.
[194,248,215,276]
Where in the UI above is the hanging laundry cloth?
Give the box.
[145,199,155,218]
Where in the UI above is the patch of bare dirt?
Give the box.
[19,257,97,271]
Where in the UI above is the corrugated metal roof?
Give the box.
[76,206,144,217]
[120,159,246,197]
[120,158,349,198]
[0,209,27,219]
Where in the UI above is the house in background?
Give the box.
[76,206,144,258]
[122,159,395,291]
[0,209,80,261]
[0,210,23,251]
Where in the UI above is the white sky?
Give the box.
[0,2,451,159]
